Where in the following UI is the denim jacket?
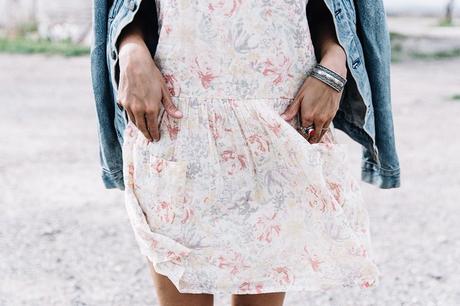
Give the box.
[90,0,401,190]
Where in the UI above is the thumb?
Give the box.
[161,86,183,119]
[280,99,300,121]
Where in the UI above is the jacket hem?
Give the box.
[102,168,125,190]
[361,162,400,189]
[333,110,380,164]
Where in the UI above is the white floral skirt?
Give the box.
[121,96,381,294]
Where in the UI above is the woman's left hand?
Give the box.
[280,50,347,144]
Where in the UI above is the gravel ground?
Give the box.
[0,54,459,306]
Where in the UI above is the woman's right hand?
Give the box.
[117,33,183,142]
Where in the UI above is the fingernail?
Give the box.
[175,110,183,117]
[280,114,287,120]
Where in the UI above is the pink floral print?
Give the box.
[121,0,380,294]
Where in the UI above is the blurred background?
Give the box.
[1,1,459,305]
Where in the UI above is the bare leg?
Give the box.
[146,257,214,306]
[231,292,286,306]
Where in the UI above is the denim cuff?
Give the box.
[361,161,401,189]
[102,168,125,190]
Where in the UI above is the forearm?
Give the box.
[117,0,160,74]
[118,6,146,50]
[119,20,145,55]
[307,0,347,77]
[116,0,156,82]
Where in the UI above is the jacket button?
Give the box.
[111,49,117,60]
[128,0,137,11]
[352,59,360,69]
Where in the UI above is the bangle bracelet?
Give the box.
[310,63,347,92]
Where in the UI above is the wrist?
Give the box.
[319,45,347,78]
[119,30,144,51]
[119,35,148,66]
[118,20,145,53]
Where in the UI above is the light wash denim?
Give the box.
[90,0,401,190]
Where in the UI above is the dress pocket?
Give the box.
[123,120,188,227]
[149,155,187,204]
[134,154,188,228]
[122,136,193,285]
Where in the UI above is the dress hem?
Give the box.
[152,268,380,295]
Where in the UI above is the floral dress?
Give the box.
[121,0,381,294]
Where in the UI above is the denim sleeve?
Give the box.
[354,0,401,189]
[90,0,125,190]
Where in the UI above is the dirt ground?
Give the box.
[0,54,459,306]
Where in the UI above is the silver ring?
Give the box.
[299,124,315,136]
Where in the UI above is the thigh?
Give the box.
[146,257,214,306]
[231,292,286,306]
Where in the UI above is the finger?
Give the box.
[299,108,315,131]
[281,97,301,121]
[119,98,135,124]
[310,118,327,144]
[134,110,153,142]
[161,86,183,119]
[318,128,327,142]
[297,110,315,142]
[126,107,136,125]
[319,118,332,141]
[145,110,160,141]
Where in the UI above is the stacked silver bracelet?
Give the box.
[310,63,347,92]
